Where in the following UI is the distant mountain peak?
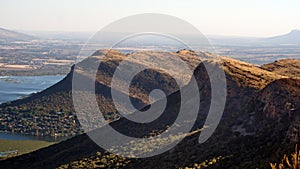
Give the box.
[290,29,300,34]
[0,27,35,41]
[266,29,300,44]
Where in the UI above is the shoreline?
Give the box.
[0,131,70,142]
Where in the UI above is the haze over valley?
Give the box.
[1,27,300,77]
[1,1,300,168]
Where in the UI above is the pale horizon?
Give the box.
[1,0,300,37]
[9,28,299,39]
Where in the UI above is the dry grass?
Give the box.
[221,56,287,89]
[262,59,300,79]
[0,138,54,160]
[270,145,300,169]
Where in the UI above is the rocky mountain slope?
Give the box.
[261,58,300,78]
[1,50,299,168]
[0,49,203,137]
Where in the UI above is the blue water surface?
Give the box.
[0,75,64,104]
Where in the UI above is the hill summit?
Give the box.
[1,50,300,168]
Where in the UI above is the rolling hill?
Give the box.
[265,30,300,45]
[261,58,300,78]
[1,50,299,168]
[0,27,35,42]
[0,49,203,137]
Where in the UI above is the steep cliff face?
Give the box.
[258,79,300,118]
[242,78,300,142]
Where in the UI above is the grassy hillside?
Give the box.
[0,138,54,160]
[261,58,300,79]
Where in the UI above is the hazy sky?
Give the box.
[1,0,300,37]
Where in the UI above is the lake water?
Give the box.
[0,132,67,142]
[0,75,65,141]
[0,75,64,104]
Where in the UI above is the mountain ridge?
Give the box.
[265,29,300,44]
[0,27,35,41]
[1,50,299,168]
[261,58,300,79]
